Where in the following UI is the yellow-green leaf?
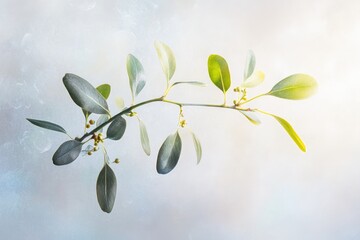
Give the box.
[208,54,231,93]
[96,84,111,100]
[154,41,176,82]
[270,114,306,152]
[267,74,317,100]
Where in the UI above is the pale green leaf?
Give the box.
[96,163,117,213]
[244,50,256,80]
[239,110,261,125]
[190,130,202,164]
[156,131,182,174]
[138,118,151,156]
[208,54,231,92]
[127,54,146,98]
[27,118,67,134]
[241,70,265,88]
[115,97,125,110]
[154,41,176,82]
[63,73,109,114]
[52,140,82,165]
[267,74,317,100]
[107,116,126,140]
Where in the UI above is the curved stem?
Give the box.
[79,97,163,142]
[78,97,246,142]
[241,93,267,105]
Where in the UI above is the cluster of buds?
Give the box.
[86,132,104,155]
[233,87,247,107]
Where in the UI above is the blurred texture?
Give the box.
[1,0,360,239]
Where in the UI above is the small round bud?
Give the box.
[93,146,98,152]
[114,158,120,164]
[86,124,91,128]
[89,119,95,125]
[87,151,92,156]
[180,120,186,128]
[94,142,98,146]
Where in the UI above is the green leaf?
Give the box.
[26,118,67,134]
[241,70,265,88]
[96,84,111,100]
[156,131,182,174]
[127,54,146,99]
[96,163,117,213]
[154,41,176,82]
[239,110,261,125]
[52,140,82,166]
[267,74,317,100]
[107,116,126,140]
[190,130,202,164]
[63,73,109,114]
[208,54,231,93]
[138,118,151,156]
[244,50,256,80]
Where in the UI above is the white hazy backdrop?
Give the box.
[1,0,360,239]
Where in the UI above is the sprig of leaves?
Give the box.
[27,41,317,213]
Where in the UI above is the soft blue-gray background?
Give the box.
[1,0,360,239]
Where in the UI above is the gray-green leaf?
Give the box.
[96,163,117,213]
[127,54,146,99]
[27,118,67,134]
[83,84,111,117]
[63,73,109,114]
[267,74,317,100]
[107,116,126,140]
[239,110,261,125]
[156,131,182,174]
[52,140,82,166]
[172,81,206,87]
[154,41,176,82]
[208,54,231,93]
[244,50,256,80]
[97,114,110,133]
[190,131,202,164]
[138,118,151,156]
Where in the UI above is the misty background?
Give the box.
[1,0,360,239]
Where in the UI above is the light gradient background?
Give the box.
[1,0,360,239]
